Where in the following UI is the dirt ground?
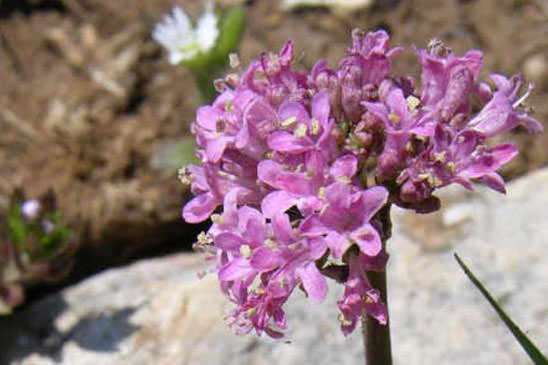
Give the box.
[1,0,547,295]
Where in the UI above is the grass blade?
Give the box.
[454,253,547,365]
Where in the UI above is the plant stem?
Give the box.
[363,269,392,365]
[192,63,226,103]
[363,203,393,365]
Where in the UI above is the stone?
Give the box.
[523,53,547,87]
[216,0,248,6]
[281,0,374,14]
[2,168,548,364]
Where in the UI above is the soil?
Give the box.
[0,0,547,297]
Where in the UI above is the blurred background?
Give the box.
[0,0,547,364]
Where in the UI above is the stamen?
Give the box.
[240,244,251,258]
[406,95,420,111]
[513,83,534,109]
[294,123,308,137]
[211,214,225,225]
[281,116,297,128]
[178,167,193,185]
[388,113,401,125]
[229,53,240,69]
[310,119,321,135]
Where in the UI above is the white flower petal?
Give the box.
[171,6,192,34]
[168,51,186,65]
[196,11,219,52]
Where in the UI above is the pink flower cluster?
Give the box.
[181,30,541,337]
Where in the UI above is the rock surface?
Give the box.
[281,0,373,13]
[2,168,548,364]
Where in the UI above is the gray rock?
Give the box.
[2,168,548,364]
[281,0,373,14]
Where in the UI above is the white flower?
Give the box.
[21,200,40,220]
[152,3,219,65]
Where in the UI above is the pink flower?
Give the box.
[338,252,388,335]
[258,153,358,218]
[181,151,266,223]
[468,74,543,137]
[181,29,541,338]
[337,29,402,121]
[267,91,335,155]
[301,182,388,258]
[418,45,483,121]
[240,41,308,107]
[209,191,328,336]
[194,89,256,163]
[363,87,434,180]
[398,125,518,206]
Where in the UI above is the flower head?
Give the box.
[181,30,542,337]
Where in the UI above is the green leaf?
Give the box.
[454,253,548,364]
[7,205,26,244]
[150,138,200,170]
[213,7,245,63]
[180,52,213,70]
[0,300,13,315]
[39,224,70,254]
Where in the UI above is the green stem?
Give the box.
[193,70,219,103]
[192,62,227,103]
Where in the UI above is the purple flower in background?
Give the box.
[181,29,542,338]
[21,200,40,220]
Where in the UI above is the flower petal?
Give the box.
[278,101,310,124]
[300,215,330,236]
[219,257,255,281]
[360,186,389,221]
[215,232,245,251]
[272,213,295,245]
[196,10,219,52]
[206,136,232,162]
[196,105,221,130]
[268,131,310,153]
[250,247,283,270]
[330,155,358,180]
[182,193,218,223]
[350,224,382,256]
[297,262,327,302]
[481,172,506,193]
[326,231,349,258]
[311,91,331,125]
[261,191,298,218]
[244,97,278,138]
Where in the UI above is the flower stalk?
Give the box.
[364,203,392,365]
[364,269,392,365]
